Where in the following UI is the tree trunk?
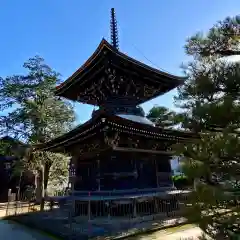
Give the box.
[39,163,51,211]
[35,170,42,204]
[17,171,23,201]
[194,178,200,190]
[44,163,51,193]
[40,165,45,211]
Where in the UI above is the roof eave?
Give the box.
[34,114,198,153]
[55,39,186,95]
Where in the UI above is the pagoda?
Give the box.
[36,9,197,217]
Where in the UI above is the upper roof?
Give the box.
[55,39,185,106]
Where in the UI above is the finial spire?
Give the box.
[110,8,119,50]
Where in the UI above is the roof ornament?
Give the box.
[110,8,119,50]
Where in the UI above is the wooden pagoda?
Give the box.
[36,9,197,217]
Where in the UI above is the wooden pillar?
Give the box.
[154,156,159,188]
[133,199,137,218]
[88,192,91,220]
[97,158,101,191]
[70,155,77,190]
[108,201,111,219]
[154,197,159,214]
[133,152,138,189]
[132,151,138,218]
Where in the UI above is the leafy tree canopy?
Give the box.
[0,56,76,200]
[0,56,75,142]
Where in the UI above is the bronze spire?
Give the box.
[110,8,119,50]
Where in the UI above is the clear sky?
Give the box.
[0,0,239,124]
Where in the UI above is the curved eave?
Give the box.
[55,39,186,96]
[109,115,199,140]
[55,39,107,95]
[112,44,186,82]
[33,115,104,152]
[34,114,198,153]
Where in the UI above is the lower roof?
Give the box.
[34,114,198,153]
[116,114,155,126]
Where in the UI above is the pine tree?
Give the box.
[174,16,240,238]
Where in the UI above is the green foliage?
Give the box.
[172,174,193,189]
[174,15,240,238]
[186,15,240,59]
[48,153,70,187]
[0,140,11,156]
[0,56,75,195]
[146,105,182,128]
[0,56,75,142]
[172,174,187,181]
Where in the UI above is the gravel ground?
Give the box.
[127,225,212,240]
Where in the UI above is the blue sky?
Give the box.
[0,0,239,124]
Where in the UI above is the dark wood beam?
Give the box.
[111,62,172,86]
[75,147,111,160]
[113,146,173,155]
